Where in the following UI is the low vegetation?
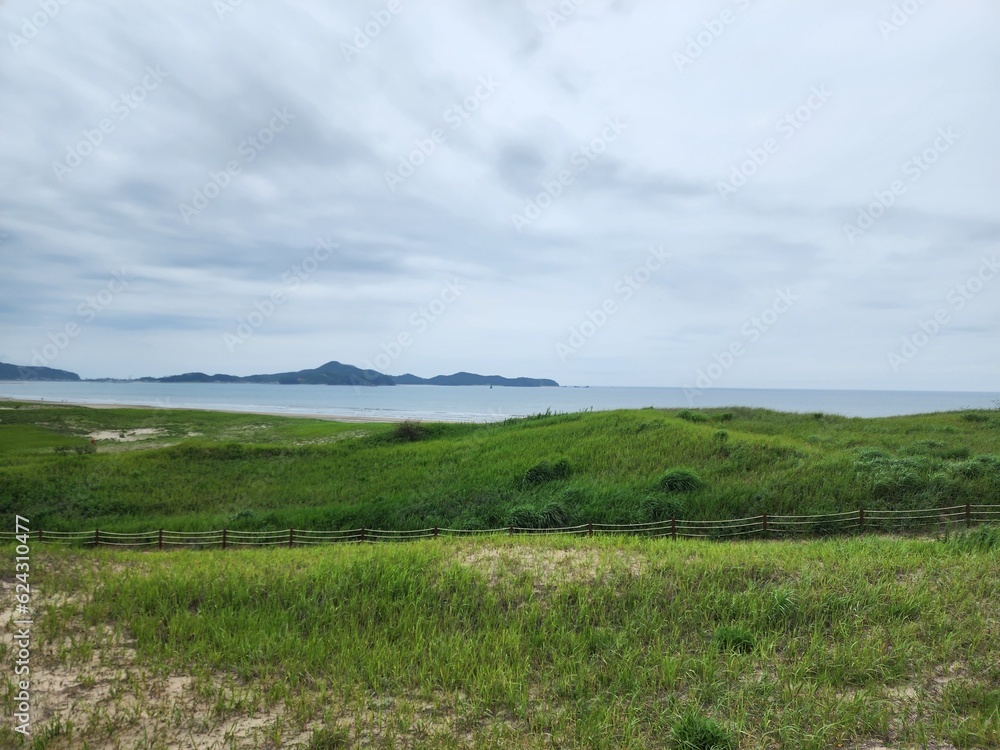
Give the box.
[0,402,998,532]
[1,402,997,747]
[1,534,997,749]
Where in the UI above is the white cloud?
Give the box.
[0,0,998,388]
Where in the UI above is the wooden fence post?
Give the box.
[94,528,100,547]
[433,526,439,538]
[158,528,163,551]
[221,528,227,550]
[289,528,294,548]
[508,525,514,535]
[37,529,43,543]
[966,503,972,529]
[588,521,593,537]
[360,528,366,543]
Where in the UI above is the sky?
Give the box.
[1,0,998,390]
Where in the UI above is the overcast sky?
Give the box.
[1,0,998,389]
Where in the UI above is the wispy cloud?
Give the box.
[0,0,997,389]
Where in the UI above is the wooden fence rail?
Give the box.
[2,504,998,549]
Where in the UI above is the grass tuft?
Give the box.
[307,726,349,749]
[711,624,756,653]
[657,468,704,494]
[944,524,1000,552]
[522,458,571,486]
[670,710,736,750]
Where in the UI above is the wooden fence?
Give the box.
[2,504,998,549]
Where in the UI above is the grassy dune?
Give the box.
[2,532,998,748]
[2,403,998,748]
[1,402,999,532]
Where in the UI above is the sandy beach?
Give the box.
[0,395,405,423]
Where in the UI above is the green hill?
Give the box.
[0,361,80,381]
[0,403,998,533]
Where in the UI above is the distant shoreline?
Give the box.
[2,383,998,420]
[0,396,409,423]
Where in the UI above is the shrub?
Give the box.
[523,458,571,486]
[716,412,734,422]
[670,710,736,750]
[658,469,704,494]
[677,410,709,423]
[392,420,428,442]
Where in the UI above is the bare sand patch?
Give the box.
[460,545,643,591]
[87,428,164,442]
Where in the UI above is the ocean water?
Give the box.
[0,381,998,420]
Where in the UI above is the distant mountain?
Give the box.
[392,371,559,387]
[0,360,557,387]
[139,361,393,386]
[142,361,555,386]
[0,362,81,381]
[244,361,395,386]
[155,372,243,384]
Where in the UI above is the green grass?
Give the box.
[1,534,997,748]
[1,402,998,532]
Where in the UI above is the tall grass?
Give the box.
[1,402,998,532]
[2,535,997,748]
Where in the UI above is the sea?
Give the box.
[0,381,998,421]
